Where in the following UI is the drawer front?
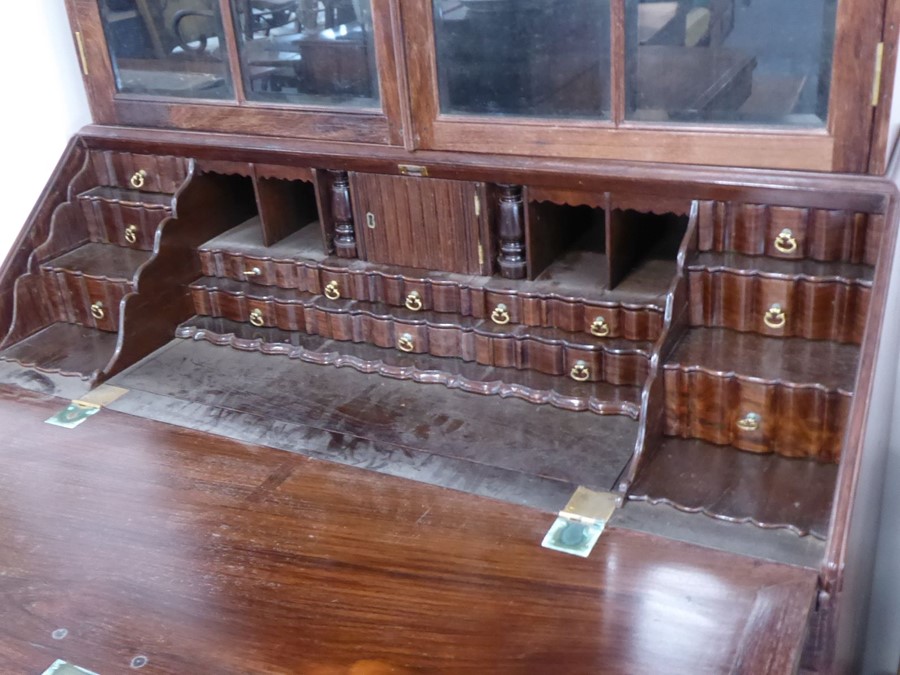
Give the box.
[80,197,170,251]
[90,151,190,194]
[41,271,129,332]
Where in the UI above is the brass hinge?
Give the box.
[541,487,618,557]
[75,31,89,76]
[872,41,885,107]
[474,193,481,218]
[478,242,485,267]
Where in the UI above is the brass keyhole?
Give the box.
[590,316,610,337]
[249,308,265,327]
[366,212,377,229]
[324,281,341,300]
[124,225,138,245]
[736,412,761,432]
[405,291,423,312]
[130,170,148,189]
[397,333,415,353]
[90,301,105,321]
[570,361,591,382]
[774,229,798,254]
[491,303,510,325]
[764,304,786,329]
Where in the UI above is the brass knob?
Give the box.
[764,304,786,329]
[736,412,761,432]
[405,290,423,312]
[124,224,138,245]
[130,170,148,189]
[570,360,590,382]
[397,333,415,353]
[774,228,798,254]
[590,316,610,337]
[245,267,262,278]
[249,308,265,327]
[324,280,341,300]
[90,301,105,321]
[491,303,510,325]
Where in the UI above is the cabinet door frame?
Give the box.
[65,0,406,146]
[400,0,885,173]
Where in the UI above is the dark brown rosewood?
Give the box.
[497,184,527,279]
[329,170,357,258]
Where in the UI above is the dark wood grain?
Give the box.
[253,174,319,247]
[0,324,119,381]
[78,186,172,251]
[88,150,190,194]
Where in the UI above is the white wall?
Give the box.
[0,0,91,258]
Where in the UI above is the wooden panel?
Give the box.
[88,151,190,194]
[253,176,319,247]
[39,269,130,333]
[352,173,483,274]
[78,187,172,250]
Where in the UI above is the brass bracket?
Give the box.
[399,164,429,177]
[541,487,618,557]
[75,32,89,76]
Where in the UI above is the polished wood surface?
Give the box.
[0,385,816,674]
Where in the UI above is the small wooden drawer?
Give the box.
[78,187,172,250]
[90,150,190,194]
[41,270,128,332]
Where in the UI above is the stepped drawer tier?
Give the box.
[78,186,173,250]
[189,281,653,385]
[39,270,128,332]
[89,151,190,194]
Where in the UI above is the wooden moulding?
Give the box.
[663,367,851,463]
[188,281,652,386]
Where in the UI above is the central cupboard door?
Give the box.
[350,174,486,275]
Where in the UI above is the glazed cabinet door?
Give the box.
[350,173,485,275]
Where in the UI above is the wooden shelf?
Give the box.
[0,323,118,380]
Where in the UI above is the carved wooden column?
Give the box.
[330,171,357,258]
[497,184,526,279]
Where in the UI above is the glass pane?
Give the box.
[433,0,611,119]
[625,0,837,126]
[99,0,234,99]
[230,0,380,108]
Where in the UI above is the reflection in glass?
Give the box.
[99,0,234,99]
[625,0,837,126]
[230,0,380,108]
[433,0,611,119]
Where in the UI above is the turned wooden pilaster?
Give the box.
[497,184,526,279]
[330,171,357,258]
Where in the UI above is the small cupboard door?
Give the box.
[350,173,486,275]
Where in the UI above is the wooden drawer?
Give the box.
[78,186,172,250]
[89,150,190,194]
[40,270,128,332]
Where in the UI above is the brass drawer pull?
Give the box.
[245,267,262,278]
[736,412,761,432]
[398,333,415,353]
[90,301,105,321]
[324,281,341,300]
[764,304,786,329]
[491,303,510,325]
[249,308,265,327]
[130,170,148,189]
[124,224,138,245]
[570,360,590,382]
[774,228,798,254]
[405,290,423,312]
[590,316,610,337]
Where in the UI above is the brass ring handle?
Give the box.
[590,316,610,337]
[764,304,786,329]
[774,228,798,254]
[324,281,341,301]
[736,412,761,432]
[491,303,511,325]
[90,301,105,321]
[245,267,262,278]
[570,361,591,382]
[249,308,265,327]
[130,170,148,189]
[405,291,423,312]
[124,225,138,245]
[397,333,415,353]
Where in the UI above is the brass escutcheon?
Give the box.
[590,316,610,337]
[491,303,511,325]
[249,308,265,327]
[124,224,138,245]
[90,301,105,321]
[764,303,786,329]
[736,412,761,432]
[405,290,423,311]
[130,170,148,189]
[570,360,591,382]
[774,228,798,254]
[324,281,341,300]
[398,333,415,353]
[245,267,262,278]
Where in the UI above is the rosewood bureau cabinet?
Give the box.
[6,0,900,671]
